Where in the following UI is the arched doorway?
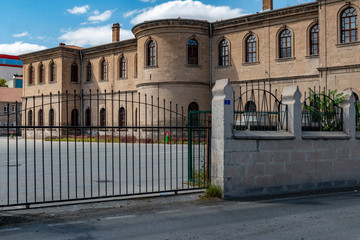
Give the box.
[188,102,199,126]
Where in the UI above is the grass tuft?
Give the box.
[201,184,222,200]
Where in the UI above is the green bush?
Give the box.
[204,184,222,199]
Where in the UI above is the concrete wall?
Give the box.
[212,79,360,198]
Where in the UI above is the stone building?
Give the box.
[0,88,22,135]
[19,0,360,128]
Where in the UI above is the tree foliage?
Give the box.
[304,88,348,131]
[0,79,8,87]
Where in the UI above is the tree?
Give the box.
[304,88,348,131]
[0,79,8,87]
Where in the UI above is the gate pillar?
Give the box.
[211,79,233,197]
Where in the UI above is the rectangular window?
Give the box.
[4,122,7,126]
[4,105,8,113]
[12,105,15,112]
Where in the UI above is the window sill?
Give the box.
[302,131,350,140]
[118,77,128,80]
[85,81,92,84]
[275,57,296,62]
[27,84,35,87]
[144,65,158,69]
[305,55,319,59]
[38,82,45,85]
[336,41,360,48]
[99,80,109,82]
[242,61,260,66]
[185,64,200,68]
[49,81,57,84]
[215,65,231,69]
[233,130,295,140]
[70,81,79,84]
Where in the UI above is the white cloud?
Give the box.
[88,10,115,23]
[12,31,29,38]
[0,41,47,55]
[59,25,134,47]
[67,5,90,14]
[128,0,245,24]
[123,9,143,18]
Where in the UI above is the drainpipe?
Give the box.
[79,49,84,127]
[209,23,213,111]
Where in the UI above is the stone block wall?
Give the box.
[211,79,360,198]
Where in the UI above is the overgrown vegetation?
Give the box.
[304,88,348,131]
[186,169,207,187]
[201,185,222,199]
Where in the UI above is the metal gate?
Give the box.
[0,90,211,208]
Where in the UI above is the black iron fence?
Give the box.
[302,87,344,131]
[233,81,288,131]
[0,90,211,208]
[356,100,360,131]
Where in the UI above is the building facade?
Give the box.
[0,54,23,83]
[19,0,360,128]
[7,74,23,88]
[0,88,22,135]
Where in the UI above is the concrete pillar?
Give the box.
[339,90,356,139]
[211,79,233,195]
[281,86,302,139]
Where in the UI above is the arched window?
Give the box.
[341,7,358,43]
[120,57,126,78]
[188,102,199,127]
[38,109,43,126]
[87,62,92,82]
[49,108,55,126]
[71,109,79,126]
[28,110,33,126]
[71,62,78,82]
[148,40,156,66]
[85,108,91,127]
[310,24,319,55]
[219,39,229,66]
[101,59,108,81]
[50,62,56,82]
[245,101,257,112]
[100,108,106,127]
[28,65,34,85]
[246,35,257,63]
[134,54,138,78]
[119,107,125,127]
[188,39,198,65]
[39,64,45,84]
[279,29,292,58]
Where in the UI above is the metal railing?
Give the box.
[233,81,288,131]
[0,90,211,208]
[302,88,344,131]
[356,100,360,131]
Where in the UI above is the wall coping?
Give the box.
[302,131,351,140]
[234,130,295,140]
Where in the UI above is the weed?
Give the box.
[202,185,222,199]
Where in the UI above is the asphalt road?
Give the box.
[1,191,360,239]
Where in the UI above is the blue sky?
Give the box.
[0,0,314,55]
